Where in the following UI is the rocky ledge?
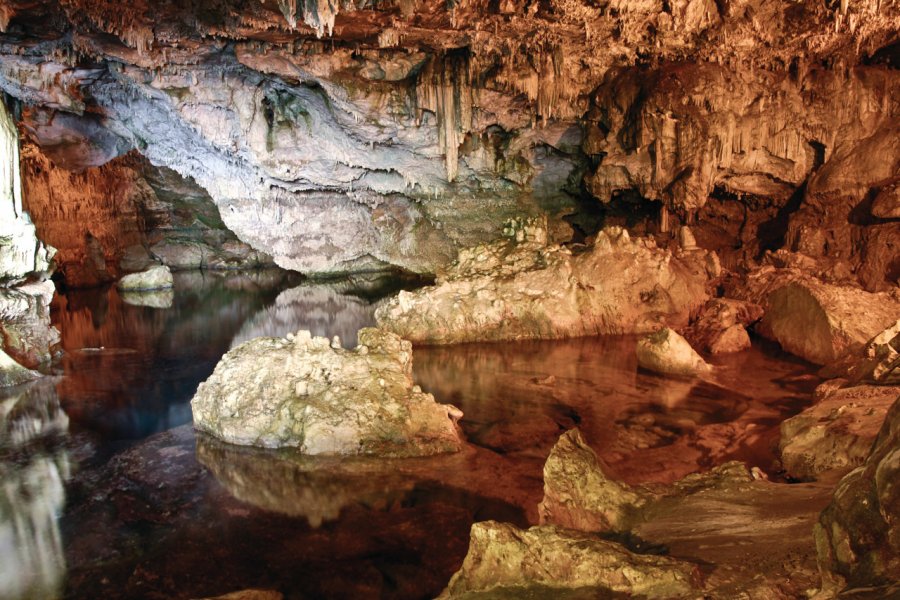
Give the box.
[376,222,716,344]
[191,327,463,455]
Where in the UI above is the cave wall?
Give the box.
[0,0,895,280]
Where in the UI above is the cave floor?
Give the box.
[1,271,840,600]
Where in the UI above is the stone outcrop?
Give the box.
[376,225,714,344]
[682,298,763,355]
[815,394,900,590]
[729,267,900,365]
[636,327,712,377]
[0,348,40,387]
[0,281,59,368]
[845,320,900,386]
[780,381,900,481]
[116,265,174,292]
[437,521,700,599]
[191,327,463,454]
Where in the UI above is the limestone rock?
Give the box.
[0,281,59,368]
[376,226,712,344]
[846,320,900,385]
[683,298,763,355]
[636,328,712,377]
[815,394,900,589]
[872,180,900,220]
[194,590,283,600]
[0,348,41,388]
[780,382,900,480]
[437,521,700,599]
[191,327,463,455]
[732,268,900,366]
[538,428,649,532]
[116,265,174,292]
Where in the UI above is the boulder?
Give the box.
[0,348,41,388]
[846,320,900,385]
[636,328,712,377]
[538,428,650,532]
[683,298,763,354]
[780,381,900,480]
[116,264,174,292]
[191,327,463,455]
[377,224,713,344]
[437,521,700,599]
[815,394,900,590]
[732,268,900,365]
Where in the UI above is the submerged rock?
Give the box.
[437,521,700,599]
[815,394,900,590]
[116,264,174,292]
[191,327,463,455]
[780,382,899,481]
[377,225,713,344]
[636,328,712,377]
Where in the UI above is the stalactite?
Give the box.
[416,50,473,183]
[278,0,343,38]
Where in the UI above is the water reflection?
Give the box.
[0,380,70,600]
[414,336,818,483]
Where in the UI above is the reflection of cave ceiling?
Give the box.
[0,0,896,276]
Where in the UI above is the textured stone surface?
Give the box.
[0,348,40,388]
[815,394,900,590]
[846,320,900,386]
[191,327,463,454]
[683,298,763,355]
[538,428,649,532]
[0,281,59,368]
[376,225,713,344]
[116,265,174,292]
[780,382,900,481]
[195,590,283,600]
[438,521,700,599]
[636,328,712,377]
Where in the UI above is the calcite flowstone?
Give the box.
[437,521,700,599]
[376,225,713,344]
[780,381,900,481]
[116,265,174,292]
[815,394,900,590]
[191,327,463,455]
[636,328,712,377]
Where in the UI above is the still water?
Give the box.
[0,270,820,599]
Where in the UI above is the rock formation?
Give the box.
[116,264,174,292]
[376,223,714,343]
[816,394,900,591]
[438,521,701,599]
[191,327,463,454]
[636,327,712,377]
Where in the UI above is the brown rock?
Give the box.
[683,298,763,355]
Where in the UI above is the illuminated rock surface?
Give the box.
[377,225,713,343]
[116,264,174,292]
[636,328,712,377]
[191,327,463,454]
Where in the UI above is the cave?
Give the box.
[0,0,898,598]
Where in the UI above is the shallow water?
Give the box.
[0,271,822,600]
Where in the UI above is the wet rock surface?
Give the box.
[191,327,463,454]
[683,298,763,355]
[636,328,712,377]
[816,394,900,591]
[0,281,59,368]
[116,264,175,292]
[377,225,713,344]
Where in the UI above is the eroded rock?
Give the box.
[636,328,712,377]
[377,225,713,344]
[191,327,463,455]
[116,265,174,292]
[438,521,701,599]
[0,281,59,368]
[780,382,900,480]
[0,349,41,388]
[815,394,900,590]
[683,298,763,355]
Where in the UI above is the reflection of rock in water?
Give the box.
[0,380,70,600]
[0,379,68,449]
[196,435,415,527]
[230,285,381,349]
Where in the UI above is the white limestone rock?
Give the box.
[116,265,174,292]
[191,327,463,455]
